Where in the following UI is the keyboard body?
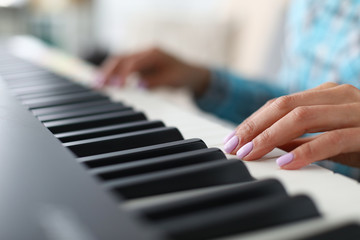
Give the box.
[0,56,162,240]
[1,37,360,240]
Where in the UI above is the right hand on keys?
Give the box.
[95,47,210,97]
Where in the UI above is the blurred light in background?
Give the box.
[0,0,289,80]
[0,0,26,8]
[94,0,227,65]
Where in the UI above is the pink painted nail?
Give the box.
[236,142,253,159]
[276,153,294,167]
[93,81,103,89]
[224,136,239,153]
[95,73,103,82]
[93,74,104,88]
[223,130,236,144]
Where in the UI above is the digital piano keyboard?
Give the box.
[1,38,360,240]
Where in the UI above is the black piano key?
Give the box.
[0,67,45,76]
[0,61,43,70]
[55,120,164,142]
[22,90,99,105]
[44,111,146,134]
[300,223,360,240]
[28,87,95,100]
[31,99,113,116]
[91,148,226,181]
[6,74,68,88]
[0,61,35,69]
[136,179,287,220]
[0,69,51,80]
[0,58,164,240]
[24,91,108,109]
[0,60,37,67]
[106,159,254,199]
[65,127,183,157]
[78,138,208,168]
[9,79,73,90]
[0,54,326,240]
[38,104,132,122]
[10,81,77,96]
[11,82,74,96]
[17,85,89,100]
[159,195,320,240]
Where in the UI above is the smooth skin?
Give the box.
[229,82,360,169]
[95,47,210,97]
[97,48,360,170]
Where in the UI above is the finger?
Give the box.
[140,68,185,89]
[97,56,123,88]
[277,127,360,169]
[139,75,166,89]
[230,83,358,154]
[115,49,163,87]
[241,103,360,160]
[239,82,338,122]
[278,136,317,152]
[98,49,154,88]
[222,98,279,152]
[310,81,338,90]
[223,84,333,154]
[231,83,338,137]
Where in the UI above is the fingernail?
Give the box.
[95,73,103,82]
[236,142,253,159]
[93,74,104,88]
[276,153,294,167]
[223,130,236,144]
[224,136,239,153]
[93,80,103,89]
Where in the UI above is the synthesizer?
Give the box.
[1,37,360,240]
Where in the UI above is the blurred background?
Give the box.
[0,0,289,81]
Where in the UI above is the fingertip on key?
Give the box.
[93,80,104,89]
[276,152,294,167]
[224,135,239,154]
[236,142,253,159]
[223,130,236,144]
[93,74,104,88]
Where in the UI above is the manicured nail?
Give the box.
[223,130,236,144]
[93,81,102,89]
[93,74,104,88]
[276,153,294,167]
[224,136,239,153]
[95,73,102,82]
[236,142,253,159]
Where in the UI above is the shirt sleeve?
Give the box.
[195,68,288,124]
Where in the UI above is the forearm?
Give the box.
[195,68,287,124]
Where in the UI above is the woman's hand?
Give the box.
[95,47,210,96]
[223,82,360,169]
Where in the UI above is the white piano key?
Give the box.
[19,52,360,239]
[218,218,360,240]
[107,86,360,211]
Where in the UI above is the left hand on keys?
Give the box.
[224,82,360,169]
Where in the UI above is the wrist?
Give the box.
[188,66,211,97]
